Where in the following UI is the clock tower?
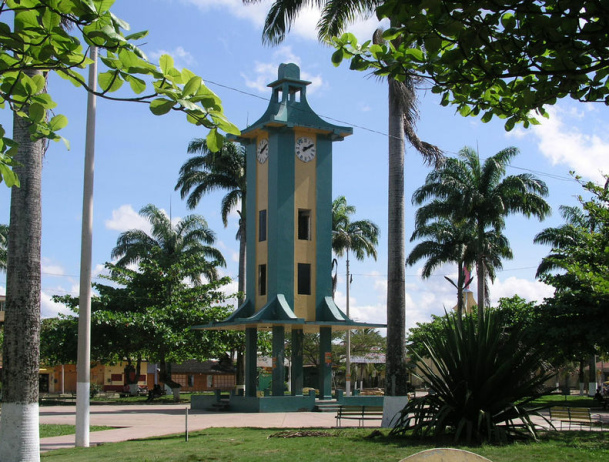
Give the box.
[198,64,384,402]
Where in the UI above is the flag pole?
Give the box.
[76,45,97,448]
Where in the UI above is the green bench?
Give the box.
[335,405,384,427]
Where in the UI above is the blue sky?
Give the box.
[1,0,608,334]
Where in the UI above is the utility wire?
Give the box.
[204,78,578,183]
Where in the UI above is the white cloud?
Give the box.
[0,285,4,296]
[41,290,73,318]
[181,0,272,27]
[183,0,385,43]
[149,46,195,69]
[510,104,609,183]
[241,46,325,95]
[489,276,554,305]
[41,258,66,277]
[105,205,152,233]
[401,263,555,333]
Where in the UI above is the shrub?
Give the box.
[392,310,551,443]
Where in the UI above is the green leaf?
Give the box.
[29,102,45,123]
[206,129,223,152]
[98,71,124,92]
[125,74,146,94]
[0,163,19,188]
[49,114,68,131]
[382,27,402,41]
[405,48,425,63]
[159,54,174,75]
[182,76,201,97]
[331,49,344,66]
[149,98,174,115]
[124,30,149,41]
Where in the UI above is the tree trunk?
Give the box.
[158,358,181,401]
[456,262,464,320]
[476,222,486,327]
[0,90,45,461]
[385,79,408,396]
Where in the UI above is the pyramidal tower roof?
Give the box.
[240,63,352,140]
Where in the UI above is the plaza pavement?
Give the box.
[39,403,346,453]
[38,402,608,453]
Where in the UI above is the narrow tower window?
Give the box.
[258,264,267,296]
[259,209,267,242]
[298,209,311,240]
[297,263,311,295]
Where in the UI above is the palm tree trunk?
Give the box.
[476,222,485,327]
[456,262,464,319]
[0,91,45,461]
[385,79,408,396]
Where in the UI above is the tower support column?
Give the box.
[291,329,304,395]
[245,327,258,397]
[319,327,332,399]
[272,325,285,396]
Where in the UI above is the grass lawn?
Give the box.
[40,427,609,461]
[528,393,602,409]
[40,425,113,438]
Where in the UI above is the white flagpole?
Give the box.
[76,46,97,448]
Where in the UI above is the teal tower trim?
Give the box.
[193,64,385,402]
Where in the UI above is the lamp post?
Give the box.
[345,245,352,397]
[334,227,361,397]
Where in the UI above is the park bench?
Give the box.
[316,403,342,413]
[549,406,603,430]
[39,393,77,405]
[335,405,384,427]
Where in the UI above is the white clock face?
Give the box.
[295,136,316,162]
[256,138,268,164]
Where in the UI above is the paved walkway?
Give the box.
[39,404,347,453]
[38,402,609,453]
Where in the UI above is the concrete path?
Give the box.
[39,404,353,453]
[38,403,609,453]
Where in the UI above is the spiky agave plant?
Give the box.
[392,309,551,443]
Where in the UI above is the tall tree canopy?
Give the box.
[411,147,550,321]
[111,204,226,283]
[175,140,246,299]
[332,195,380,261]
[0,0,239,185]
[535,178,609,362]
[49,259,239,387]
[332,0,609,130]
[407,217,477,317]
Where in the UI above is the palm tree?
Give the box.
[331,195,378,395]
[110,204,226,395]
[407,218,477,318]
[332,196,379,261]
[111,204,226,283]
[243,0,443,396]
[0,224,7,271]
[175,140,246,300]
[534,205,595,278]
[412,146,550,324]
[0,84,46,461]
